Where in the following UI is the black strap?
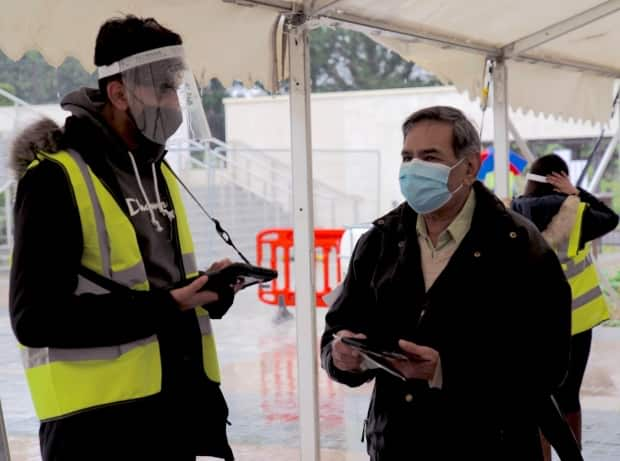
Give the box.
[78,266,132,294]
[538,395,584,461]
[165,163,251,265]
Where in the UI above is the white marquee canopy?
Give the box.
[0,0,278,88]
[2,1,619,122]
[2,2,619,460]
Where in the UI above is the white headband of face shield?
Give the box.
[525,173,548,184]
[97,45,185,80]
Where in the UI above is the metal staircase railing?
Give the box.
[0,136,368,270]
[167,138,364,226]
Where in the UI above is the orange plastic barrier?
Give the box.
[256,228,345,307]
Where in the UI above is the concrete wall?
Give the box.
[224,86,610,218]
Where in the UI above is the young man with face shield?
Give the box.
[9,16,235,461]
[321,106,573,460]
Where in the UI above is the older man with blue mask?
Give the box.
[320,106,573,461]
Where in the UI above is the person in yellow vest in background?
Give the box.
[9,15,236,461]
[482,170,521,198]
[511,154,618,459]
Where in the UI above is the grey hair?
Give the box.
[402,106,481,159]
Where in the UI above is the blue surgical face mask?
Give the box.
[399,158,465,214]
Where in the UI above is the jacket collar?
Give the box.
[374,181,516,241]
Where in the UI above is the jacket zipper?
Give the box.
[361,418,367,442]
[416,309,427,329]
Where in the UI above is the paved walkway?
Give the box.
[1,277,619,460]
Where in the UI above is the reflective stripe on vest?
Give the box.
[557,202,609,335]
[21,151,219,421]
[161,163,220,383]
[161,164,197,275]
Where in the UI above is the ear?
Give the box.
[106,80,129,111]
[463,154,481,185]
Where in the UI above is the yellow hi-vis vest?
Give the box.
[557,202,610,335]
[483,172,517,197]
[21,150,221,421]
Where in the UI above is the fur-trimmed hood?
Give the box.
[9,87,166,180]
[9,88,106,179]
[511,194,580,249]
[9,118,63,179]
[540,195,580,248]
[10,88,183,282]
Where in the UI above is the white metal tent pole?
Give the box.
[587,124,620,193]
[502,0,620,58]
[492,59,510,198]
[507,118,535,163]
[4,185,13,250]
[0,400,11,461]
[287,19,321,461]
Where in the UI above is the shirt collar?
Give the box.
[416,189,477,249]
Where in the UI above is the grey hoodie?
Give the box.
[12,88,182,288]
[9,88,234,459]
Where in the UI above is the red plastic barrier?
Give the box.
[256,228,345,307]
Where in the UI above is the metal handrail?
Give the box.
[202,137,366,200]
[0,180,15,250]
[0,180,15,194]
[175,146,357,207]
[0,88,43,119]
[0,399,11,461]
[167,140,364,203]
[185,154,290,197]
[0,87,31,107]
[0,138,367,264]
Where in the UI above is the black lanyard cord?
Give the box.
[166,165,252,265]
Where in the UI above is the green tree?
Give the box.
[0,29,442,140]
[56,57,97,100]
[0,82,16,106]
[0,50,95,104]
[201,78,228,140]
[309,28,440,92]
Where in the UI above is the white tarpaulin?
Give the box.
[0,0,280,88]
[2,1,620,122]
[1,4,619,461]
[1,0,618,122]
[373,38,615,124]
[306,0,620,123]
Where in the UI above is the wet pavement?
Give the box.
[1,277,619,460]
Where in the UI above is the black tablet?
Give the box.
[200,263,278,292]
[340,337,407,360]
[339,337,407,381]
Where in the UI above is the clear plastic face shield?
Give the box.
[98,45,210,146]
